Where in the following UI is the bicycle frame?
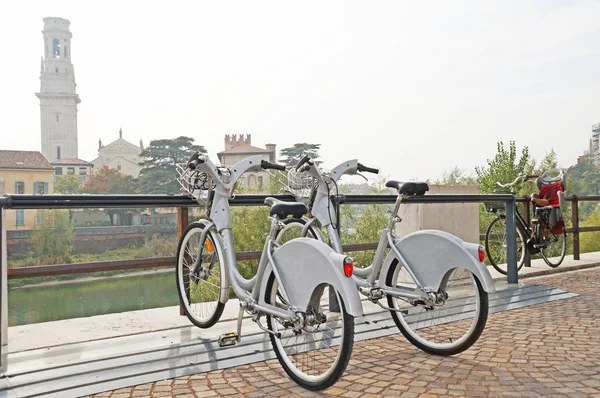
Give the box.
[294,159,495,297]
[192,155,363,321]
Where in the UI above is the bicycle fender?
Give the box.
[380,230,495,293]
[261,238,363,317]
[196,219,230,304]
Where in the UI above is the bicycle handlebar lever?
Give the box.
[261,160,286,171]
[188,154,206,170]
[357,163,379,174]
[295,155,312,172]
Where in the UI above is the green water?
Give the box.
[8,272,179,327]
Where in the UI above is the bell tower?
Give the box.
[36,17,80,162]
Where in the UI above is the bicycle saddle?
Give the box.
[386,181,429,196]
[264,197,308,219]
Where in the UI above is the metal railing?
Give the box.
[0,191,526,375]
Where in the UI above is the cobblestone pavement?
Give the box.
[91,268,600,397]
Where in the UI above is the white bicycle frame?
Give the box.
[294,159,495,302]
[188,155,363,327]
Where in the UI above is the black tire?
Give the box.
[539,227,566,268]
[176,221,225,328]
[386,260,489,356]
[265,272,354,391]
[485,216,526,275]
[275,218,322,245]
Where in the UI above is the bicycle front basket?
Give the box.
[485,191,512,213]
[286,168,315,203]
[176,163,214,207]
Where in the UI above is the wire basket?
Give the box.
[485,190,513,213]
[176,164,214,206]
[286,168,315,203]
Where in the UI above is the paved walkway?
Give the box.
[89,267,600,398]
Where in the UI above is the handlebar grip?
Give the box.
[357,163,379,174]
[261,160,286,171]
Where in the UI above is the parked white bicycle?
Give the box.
[277,156,496,356]
[175,153,363,390]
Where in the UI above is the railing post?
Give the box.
[178,207,189,316]
[572,196,580,261]
[522,196,531,267]
[505,197,518,284]
[0,208,7,375]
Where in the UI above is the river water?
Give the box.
[8,272,179,327]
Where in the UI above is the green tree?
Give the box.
[55,175,84,221]
[533,149,559,176]
[279,143,321,167]
[30,210,74,265]
[435,166,476,185]
[138,136,207,194]
[83,166,140,225]
[55,175,82,194]
[475,141,533,195]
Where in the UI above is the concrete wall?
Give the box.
[395,184,480,243]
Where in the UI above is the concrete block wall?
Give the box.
[395,184,480,243]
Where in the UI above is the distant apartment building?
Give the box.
[0,150,54,230]
[217,134,276,190]
[91,129,144,177]
[578,123,600,165]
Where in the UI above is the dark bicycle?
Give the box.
[484,168,567,275]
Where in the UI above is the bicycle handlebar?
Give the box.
[261,160,286,171]
[495,174,539,189]
[357,163,379,174]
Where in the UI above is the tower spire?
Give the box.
[36,17,80,162]
[119,128,123,139]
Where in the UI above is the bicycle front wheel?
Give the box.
[386,260,489,356]
[485,216,525,275]
[539,227,566,267]
[176,221,226,328]
[265,272,354,391]
[275,218,322,245]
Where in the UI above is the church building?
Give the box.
[91,129,144,177]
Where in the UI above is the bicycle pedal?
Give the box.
[218,332,239,347]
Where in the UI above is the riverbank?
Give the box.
[9,267,173,289]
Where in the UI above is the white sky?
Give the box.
[1,0,599,182]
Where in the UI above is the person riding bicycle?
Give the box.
[529,168,566,241]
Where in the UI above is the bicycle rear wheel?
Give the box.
[539,227,566,267]
[265,272,354,391]
[484,216,525,275]
[386,260,489,356]
[176,222,226,328]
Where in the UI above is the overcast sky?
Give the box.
[1,1,599,182]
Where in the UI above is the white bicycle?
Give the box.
[277,156,496,356]
[175,153,363,390]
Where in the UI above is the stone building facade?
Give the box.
[217,135,276,190]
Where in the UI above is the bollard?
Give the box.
[505,198,518,284]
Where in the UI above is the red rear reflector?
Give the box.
[478,246,485,262]
[343,257,353,277]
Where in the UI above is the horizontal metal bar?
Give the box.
[0,193,519,209]
[7,242,380,279]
